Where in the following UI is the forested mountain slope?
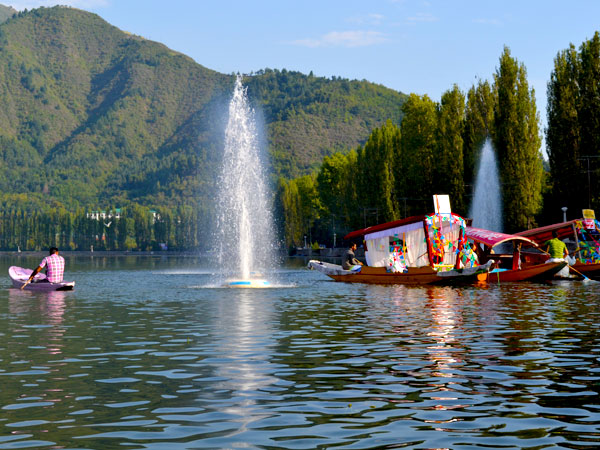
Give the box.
[0,5,406,212]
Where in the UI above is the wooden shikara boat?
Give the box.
[514,216,600,279]
[309,195,493,285]
[308,259,491,285]
[467,227,567,282]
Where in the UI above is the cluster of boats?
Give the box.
[309,196,599,285]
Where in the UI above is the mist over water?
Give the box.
[214,76,277,280]
[469,139,502,231]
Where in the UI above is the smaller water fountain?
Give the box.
[213,76,278,288]
[469,139,502,232]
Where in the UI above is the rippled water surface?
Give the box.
[1,254,600,449]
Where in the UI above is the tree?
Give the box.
[356,120,401,222]
[546,43,581,216]
[493,47,543,231]
[464,79,495,188]
[399,93,438,215]
[296,174,322,246]
[276,177,303,250]
[436,85,466,214]
[316,150,359,231]
[577,32,600,210]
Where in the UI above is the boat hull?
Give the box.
[308,260,491,285]
[477,261,567,283]
[9,266,75,291]
[521,252,600,279]
[572,261,600,279]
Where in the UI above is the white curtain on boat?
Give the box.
[442,221,461,266]
[405,227,429,267]
[365,224,430,268]
[365,237,389,267]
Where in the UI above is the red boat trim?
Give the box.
[467,227,535,249]
[344,214,427,240]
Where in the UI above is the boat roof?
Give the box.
[513,220,578,245]
[344,214,427,240]
[344,212,466,241]
[467,227,535,248]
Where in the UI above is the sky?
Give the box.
[5,0,600,153]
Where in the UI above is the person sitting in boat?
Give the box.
[22,247,65,288]
[543,231,572,278]
[544,230,569,260]
[342,242,363,270]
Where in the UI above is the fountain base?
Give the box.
[225,279,271,288]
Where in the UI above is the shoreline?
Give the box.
[0,250,203,257]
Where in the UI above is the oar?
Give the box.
[537,246,594,282]
[20,278,32,290]
[564,261,594,282]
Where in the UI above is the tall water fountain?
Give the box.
[214,76,277,287]
[469,139,503,232]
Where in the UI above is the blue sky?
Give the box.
[6,0,600,152]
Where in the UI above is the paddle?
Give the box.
[564,261,594,282]
[20,278,32,290]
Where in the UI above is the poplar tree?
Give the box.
[275,175,321,249]
[399,93,438,215]
[463,80,495,187]
[578,32,600,210]
[317,150,359,231]
[356,120,401,223]
[493,47,543,231]
[437,85,466,214]
[295,174,322,246]
[276,177,303,250]
[547,44,581,214]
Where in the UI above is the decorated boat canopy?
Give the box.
[515,219,580,245]
[467,227,535,249]
[349,212,471,269]
[344,195,479,270]
[574,213,600,263]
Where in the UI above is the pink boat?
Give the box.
[9,266,75,291]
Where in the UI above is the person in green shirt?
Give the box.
[544,230,569,259]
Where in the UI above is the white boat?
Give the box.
[9,266,75,291]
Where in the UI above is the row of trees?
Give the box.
[0,204,206,251]
[276,47,543,250]
[547,31,600,219]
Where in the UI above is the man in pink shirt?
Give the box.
[23,247,65,288]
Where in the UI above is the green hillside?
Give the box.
[0,5,406,213]
[246,70,406,176]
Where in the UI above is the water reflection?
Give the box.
[7,289,67,355]
[0,257,600,448]
[208,289,278,407]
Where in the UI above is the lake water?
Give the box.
[1,254,600,449]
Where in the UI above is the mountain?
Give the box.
[245,70,406,176]
[0,4,16,23]
[0,5,406,211]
